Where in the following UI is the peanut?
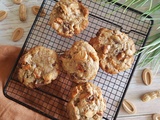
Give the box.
[122,99,136,114]
[89,52,98,61]
[74,51,87,61]
[141,90,160,102]
[13,0,22,4]
[19,4,27,21]
[153,113,160,120]
[11,28,24,42]
[31,6,46,17]
[0,10,7,21]
[142,68,152,86]
[102,45,111,54]
[56,17,63,24]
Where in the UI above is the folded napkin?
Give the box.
[0,46,50,120]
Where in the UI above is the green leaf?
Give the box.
[147,33,160,41]
[141,3,160,19]
[141,37,160,49]
[146,44,160,54]
[131,0,149,8]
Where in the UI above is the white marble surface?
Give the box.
[0,0,160,120]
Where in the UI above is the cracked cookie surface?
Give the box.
[18,46,59,88]
[60,40,99,83]
[67,82,106,120]
[49,0,89,38]
[89,28,136,74]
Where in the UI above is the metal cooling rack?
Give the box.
[3,0,153,120]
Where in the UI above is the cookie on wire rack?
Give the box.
[18,46,59,88]
[67,82,106,120]
[60,40,99,83]
[89,28,136,74]
[48,0,89,38]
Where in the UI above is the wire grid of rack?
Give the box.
[3,0,153,120]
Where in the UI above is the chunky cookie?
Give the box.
[89,28,136,74]
[60,40,99,83]
[18,46,59,88]
[67,82,106,120]
[49,0,89,38]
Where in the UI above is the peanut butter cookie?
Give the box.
[67,82,106,120]
[49,0,89,38]
[18,46,59,88]
[89,28,136,74]
[60,40,99,83]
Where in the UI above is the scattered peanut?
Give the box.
[0,10,7,21]
[13,0,22,4]
[141,90,160,102]
[153,113,160,120]
[19,4,27,21]
[142,68,152,86]
[11,28,24,42]
[122,99,136,114]
[31,6,46,17]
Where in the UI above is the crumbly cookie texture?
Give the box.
[49,0,89,38]
[60,40,99,83]
[89,28,136,74]
[67,82,106,120]
[18,46,59,88]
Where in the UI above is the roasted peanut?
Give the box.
[11,28,24,42]
[102,45,111,54]
[19,4,27,21]
[142,68,152,86]
[31,6,46,17]
[153,113,160,120]
[74,51,87,60]
[141,90,160,102]
[89,52,98,61]
[13,0,22,4]
[122,99,136,114]
[0,10,7,21]
[56,17,63,24]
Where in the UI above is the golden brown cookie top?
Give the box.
[67,82,106,120]
[18,46,59,88]
[90,28,136,74]
[49,0,89,38]
[60,40,99,83]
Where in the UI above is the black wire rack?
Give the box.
[3,0,153,120]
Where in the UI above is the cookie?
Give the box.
[67,82,106,120]
[89,28,136,74]
[60,40,99,83]
[49,0,89,38]
[18,46,59,88]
